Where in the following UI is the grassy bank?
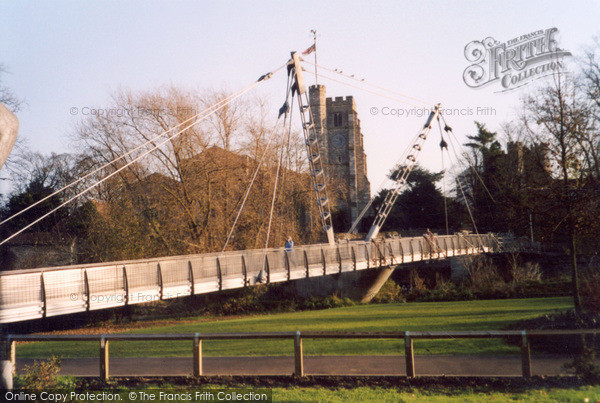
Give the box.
[272,385,600,402]
[16,297,572,359]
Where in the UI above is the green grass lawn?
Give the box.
[272,385,600,402]
[17,297,572,359]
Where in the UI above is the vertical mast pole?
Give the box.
[290,51,335,245]
[311,29,318,85]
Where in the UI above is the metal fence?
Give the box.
[0,234,498,324]
[3,328,598,379]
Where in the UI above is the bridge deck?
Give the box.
[0,234,497,324]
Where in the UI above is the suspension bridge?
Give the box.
[0,51,502,325]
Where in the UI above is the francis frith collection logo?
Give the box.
[463,28,571,92]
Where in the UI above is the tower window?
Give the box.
[333,113,343,127]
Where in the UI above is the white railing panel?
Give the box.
[287,249,306,280]
[190,256,219,293]
[338,243,354,272]
[353,243,369,270]
[0,235,497,323]
[0,272,42,307]
[323,246,339,275]
[218,254,244,277]
[86,265,126,310]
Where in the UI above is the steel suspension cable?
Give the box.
[0,68,284,248]
[299,65,442,235]
[441,116,504,251]
[301,60,432,106]
[222,75,293,252]
[438,113,497,204]
[277,92,295,239]
[441,150,450,236]
[444,132,481,239]
[346,126,426,236]
[221,119,286,252]
[263,109,290,254]
[301,68,425,109]
[1,89,243,226]
[0,65,287,230]
[436,118,450,236]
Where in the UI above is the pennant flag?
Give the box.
[302,44,316,55]
[278,101,289,118]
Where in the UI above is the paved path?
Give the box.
[16,355,592,377]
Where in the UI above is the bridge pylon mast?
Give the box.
[289,51,335,245]
[365,104,441,242]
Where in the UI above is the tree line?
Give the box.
[1,41,599,285]
[371,41,600,313]
[0,86,325,267]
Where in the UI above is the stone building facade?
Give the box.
[506,141,552,183]
[308,85,371,228]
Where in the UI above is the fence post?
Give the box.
[8,337,15,372]
[193,333,203,377]
[100,336,109,381]
[0,361,12,390]
[0,336,14,390]
[521,331,531,378]
[294,331,304,377]
[404,331,415,378]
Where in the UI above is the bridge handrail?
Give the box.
[4,328,599,342]
[0,233,500,324]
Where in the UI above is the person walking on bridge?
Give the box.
[424,228,444,258]
[284,237,294,252]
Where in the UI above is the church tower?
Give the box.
[308,85,371,228]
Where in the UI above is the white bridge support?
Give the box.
[364,104,441,242]
[0,234,498,324]
[290,51,335,245]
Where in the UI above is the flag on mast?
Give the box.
[302,43,316,55]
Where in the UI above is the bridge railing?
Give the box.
[0,234,499,324]
[2,328,597,380]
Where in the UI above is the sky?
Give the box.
[1,0,600,197]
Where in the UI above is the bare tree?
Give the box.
[521,72,597,313]
[74,86,211,256]
[72,86,322,260]
[201,88,246,151]
[580,39,600,180]
[0,64,22,112]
